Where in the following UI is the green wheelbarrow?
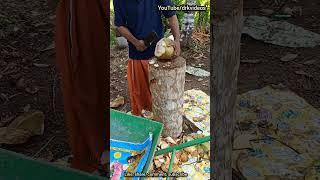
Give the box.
[110,109,210,179]
[0,148,104,180]
[0,109,209,180]
[110,109,163,179]
[0,109,157,180]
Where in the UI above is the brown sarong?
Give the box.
[55,0,108,172]
[127,59,152,116]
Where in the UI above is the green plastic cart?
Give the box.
[0,109,210,179]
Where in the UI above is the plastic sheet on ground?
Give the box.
[182,87,320,179]
[183,89,210,135]
[243,16,320,47]
[234,86,320,179]
[186,66,210,77]
[178,159,210,180]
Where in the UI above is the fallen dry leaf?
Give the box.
[110,96,125,108]
[172,164,180,172]
[154,159,162,168]
[295,70,313,78]
[180,152,188,162]
[158,157,165,163]
[303,59,317,65]
[8,111,45,136]
[149,163,155,172]
[191,149,200,157]
[184,146,197,153]
[0,127,33,144]
[154,154,164,161]
[141,109,154,119]
[281,53,297,62]
[25,86,40,94]
[164,136,177,145]
[203,153,209,159]
[160,141,169,149]
[168,152,179,164]
[197,147,205,155]
[161,157,170,172]
[175,151,182,160]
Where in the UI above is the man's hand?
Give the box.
[168,15,181,57]
[117,26,147,52]
[174,39,181,57]
[168,39,181,58]
[134,40,147,52]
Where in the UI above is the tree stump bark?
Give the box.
[149,57,186,138]
[211,0,243,179]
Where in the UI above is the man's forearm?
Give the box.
[117,26,139,46]
[168,15,180,42]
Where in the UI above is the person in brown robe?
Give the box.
[55,0,109,173]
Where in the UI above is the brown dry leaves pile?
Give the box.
[140,109,210,177]
[149,133,210,175]
[192,29,210,45]
[110,95,125,108]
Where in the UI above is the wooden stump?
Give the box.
[211,0,243,179]
[149,57,186,138]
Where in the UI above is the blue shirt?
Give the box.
[113,0,176,60]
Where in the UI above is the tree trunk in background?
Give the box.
[210,0,243,179]
[180,0,195,48]
[149,57,186,138]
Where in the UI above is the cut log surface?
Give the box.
[149,57,186,138]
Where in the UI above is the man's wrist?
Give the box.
[174,38,180,44]
[132,38,140,46]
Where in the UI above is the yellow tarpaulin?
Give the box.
[183,86,320,179]
[234,86,320,179]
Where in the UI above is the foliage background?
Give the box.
[110,0,210,47]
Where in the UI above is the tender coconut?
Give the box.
[154,37,175,60]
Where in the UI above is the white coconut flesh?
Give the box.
[154,37,175,59]
[155,39,166,57]
[168,35,174,41]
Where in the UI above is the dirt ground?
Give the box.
[240,0,320,109]
[0,0,67,160]
[0,0,319,177]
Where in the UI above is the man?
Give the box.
[113,0,181,116]
[55,0,108,173]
